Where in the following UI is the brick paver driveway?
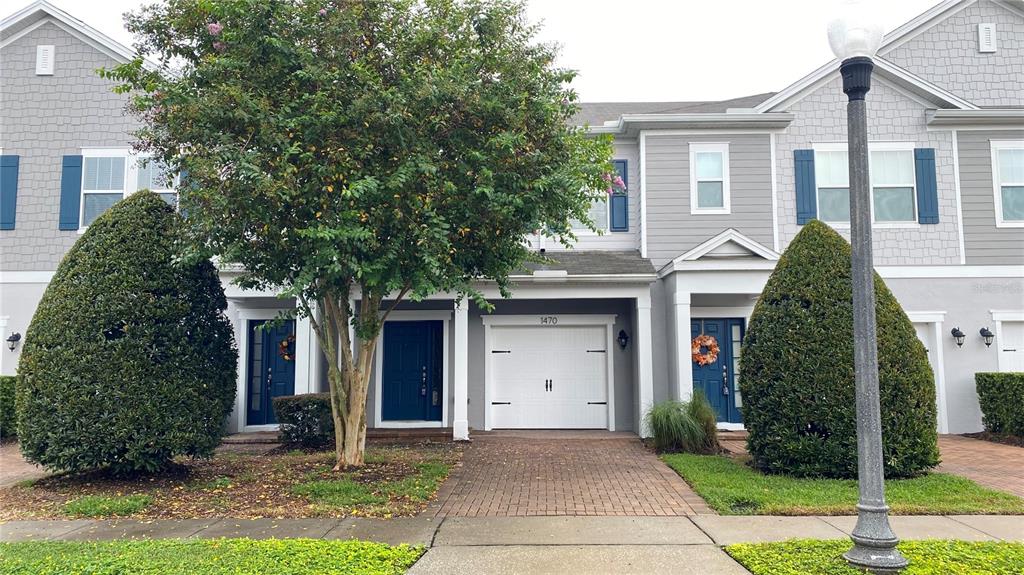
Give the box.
[427,431,712,517]
[937,435,1024,498]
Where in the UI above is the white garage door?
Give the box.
[490,325,609,429]
[999,321,1024,372]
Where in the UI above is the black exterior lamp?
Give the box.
[6,332,21,352]
[979,327,995,347]
[950,327,966,347]
[617,329,630,350]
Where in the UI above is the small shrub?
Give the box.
[740,220,939,479]
[0,376,15,439]
[976,372,1024,437]
[64,494,152,518]
[16,192,237,474]
[274,393,334,449]
[645,391,718,453]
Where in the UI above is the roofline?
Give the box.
[877,0,970,55]
[926,109,1024,127]
[586,112,794,135]
[0,0,158,70]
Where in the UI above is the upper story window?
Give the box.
[813,143,917,225]
[80,150,178,228]
[690,143,730,214]
[992,140,1024,227]
[570,197,609,234]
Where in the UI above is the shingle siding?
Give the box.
[957,129,1024,265]
[0,21,138,272]
[644,133,774,268]
[882,0,1024,108]
[775,75,961,265]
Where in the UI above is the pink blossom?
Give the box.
[606,187,614,195]
[213,41,227,52]
[601,173,611,182]
[207,22,223,36]
[319,8,328,16]
[613,175,625,188]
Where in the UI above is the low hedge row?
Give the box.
[976,372,1024,437]
[0,375,15,439]
[272,393,334,449]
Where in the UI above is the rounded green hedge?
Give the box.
[16,192,237,474]
[740,220,939,479]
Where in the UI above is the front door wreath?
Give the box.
[691,334,720,366]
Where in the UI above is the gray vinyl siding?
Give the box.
[881,0,1024,108]
[0,21,138,272]
[957,130,1024,265]
[644,133,773,268]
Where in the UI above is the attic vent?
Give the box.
[978,23,996,53]
[36,45,55,75]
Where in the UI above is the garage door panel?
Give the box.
[490,324,609,429]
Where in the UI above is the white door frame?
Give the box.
[374,310,451,429]
[481,314,617,431]
[907,311,949,434]
[236,307,310,432]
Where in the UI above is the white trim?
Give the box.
[635,292,654,438]
[926,109,1024,129]
[876,265,1024,278]
[453,301,469,440]
[79,148,131,230]
[906,309,951,433]
[951,130,967,264]
[689,142,731,215]
[769,132,780,251]
[878,0,971,55]
[673,228,780,263]
[0,271,55,283]
[0,316,8,375]
[989,310,1024,374]
[906,311,947,323]
[482,314,617,432]
[637,128,790,137]
[372,310,452,429]
[639,131,648,258]
[812,143,920,225]
[990,139,1024,228]
[509,273,656,283]
[235,308,310,433]
[991,310,1024,322]
[690,306,756,319]
[589,113,794,135]
[0,1,159,70]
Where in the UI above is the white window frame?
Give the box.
[991,140,1024,228]
[812,142,919,228]
[79,149,179,231]
[569,195,610,236]
[689,142,731,215]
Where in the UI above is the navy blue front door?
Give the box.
[247,319,296,426]
[691,318,744,424]
[382,321,443,422]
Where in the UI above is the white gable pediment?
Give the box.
[659,229,779,276]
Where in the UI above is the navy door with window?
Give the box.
[382,321,443,422]
[247,319,296,426]
[691,318,744,424]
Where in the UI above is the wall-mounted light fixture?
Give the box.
[617,329,630,350]
[979,327,995,347]
[950,327,965,347]
[6,332,21,352]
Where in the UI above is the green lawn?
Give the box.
[0,538,423,575]
[726,539,1024,575]
[293,461,450,516]
[63,494,153,518]
[662,453,1024,515]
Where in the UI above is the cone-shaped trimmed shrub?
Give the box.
[16,192,236,474]
[740,220,938,478]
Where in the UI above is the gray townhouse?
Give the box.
[1,0,1021,439]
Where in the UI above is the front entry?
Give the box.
[382,321,444,422]
[246,319,297,426]
[691,318,744,424]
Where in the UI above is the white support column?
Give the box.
[673,289,693,401]
[452,300,470,440]
[636,292,655,438]
[295,314,313,395]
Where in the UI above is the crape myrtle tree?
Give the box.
[107,0,617,469]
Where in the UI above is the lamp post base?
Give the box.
[843,504,908,574]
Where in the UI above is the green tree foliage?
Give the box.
[106,0,615,467]
[740,220,939,479]
[975,372,1024,437]
[16,192,236,474]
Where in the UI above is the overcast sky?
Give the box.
[30,0,940,102]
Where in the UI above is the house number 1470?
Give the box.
[540,316,558,325]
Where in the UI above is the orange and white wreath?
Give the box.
[691,334,720,366]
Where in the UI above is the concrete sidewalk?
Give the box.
[2,515,1022,574]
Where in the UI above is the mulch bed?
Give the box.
[963,431,1024,448]
[0,441,461,521]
